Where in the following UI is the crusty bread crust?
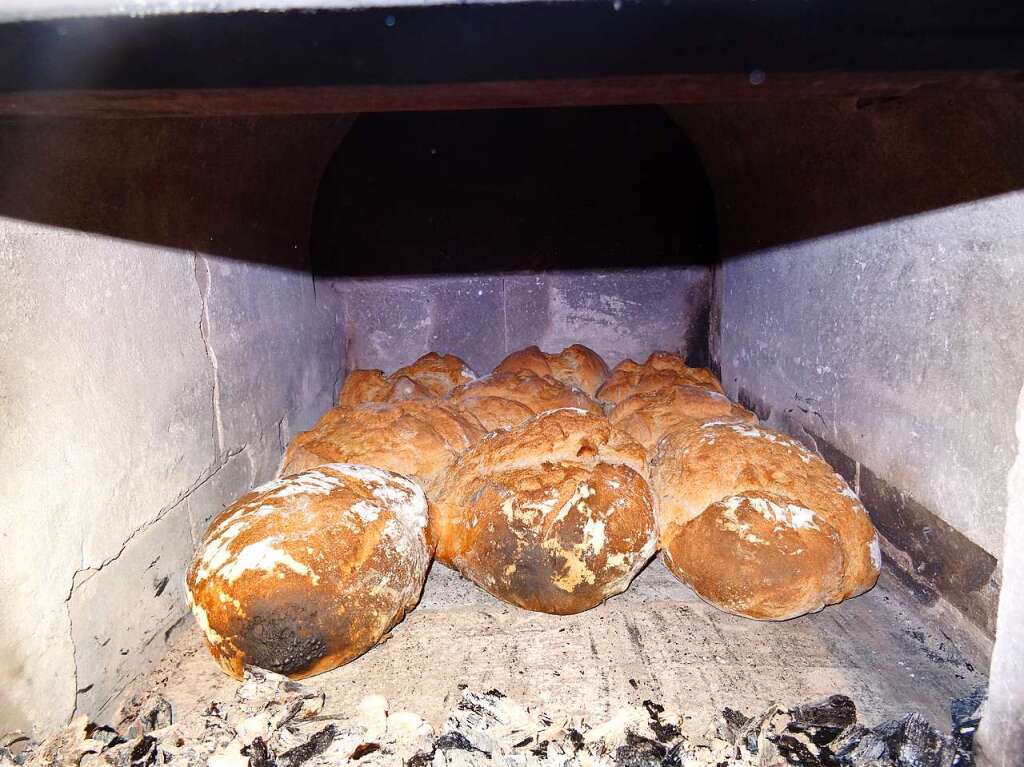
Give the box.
[186,464,429,679]
[662,491,845,620]
[429,409,656,614]
[494,344,610,396]
[279,400,484,485]
[453,395,537,432]
[597,352,724,405]
[449,370,603,418]
[609,384,756,452]
[652,421,880,609]
[338,352,476,406]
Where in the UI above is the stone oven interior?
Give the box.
[1,4,1023,765]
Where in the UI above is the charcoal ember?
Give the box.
[440,689,537,756]
[787,697,857,747]
[833,714,955,767]
[583,708,649,752]
[243,737,275,767]
[236,668,325,723]
[613,732,667,767]
[950,687,985,765]
[642,702,681,744]
[735,704,784,757]
[205,739,250,767]
[115,694,173,737]
[773,730,838,767]
[274,724,336,767]
[1,732,34,766]
[384,711,435,762]
[101,735,161,767]
[716,708,753,745]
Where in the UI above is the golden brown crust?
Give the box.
[661,491,845,620]
[185,464,430,679]
[429,409,656,613]
[652,421,880,606]
[279,400,484,485]
[494,344,610,396]
[596,352,724,405]
[453,395,537,432]
[391,352,477,397]
[337,353,476,406]
[608,385,757,453]
[448,370,603,417]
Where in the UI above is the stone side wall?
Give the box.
[0,115,351,732]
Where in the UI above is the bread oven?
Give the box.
[1,3,1023,766]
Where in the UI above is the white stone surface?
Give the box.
[976,383,1024,766]
[716,195,1024,558]
[0,229,215,732]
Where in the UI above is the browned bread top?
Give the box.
[448,370,603,417]
[429,409,656,612]
[596,351,724,404]
[279,400,484,484]
[391,352,477,397]
[338,352,476,406]
[609,384,757,452]
[662,490,845,620]
[494,344,610,396]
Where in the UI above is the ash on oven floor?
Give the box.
[123,561,986,744]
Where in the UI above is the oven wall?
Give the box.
[669,90,1024,636]
[0,115,351,732]
[334,269,711,376]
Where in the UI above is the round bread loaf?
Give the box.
[597,352,724,405]
[448,370,603,419]
[454,395,536,432]
[609,385,757,452]
[391,352,477,397]
[186,464,430,679]
[652,421,880,617]
[429,409,656,614]
[494,344,610,396]
[662,491,846,620]
[338,353,476,406]
[279,400,484,485]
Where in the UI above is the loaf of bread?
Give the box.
[453,395,536,432]
[448,370,603,432]
[609,385,756,452]
[338,369,434,407]
[430,409,656,614]
[186,464,430,678]
[652,421,880,619]
[493,344,610,396]
[596,352,724,405]
[279,400,484,485]
[338,353,476,406]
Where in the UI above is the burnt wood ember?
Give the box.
[950,687,986,766]
[0,669,982,767]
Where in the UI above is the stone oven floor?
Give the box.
[126,561,987,734]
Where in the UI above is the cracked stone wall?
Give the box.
[0,115,351,733]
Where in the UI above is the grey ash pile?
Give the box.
[1,671,984,767]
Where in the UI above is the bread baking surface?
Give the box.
[429,409,656,614]
[279,400,484,484]
[609,384,757,452]
[494,344,610,396]
[652,421,880,618]
[596,352,724,405]
[186,464,430,679]
[338,353,476,406]
[448,370,603,421]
